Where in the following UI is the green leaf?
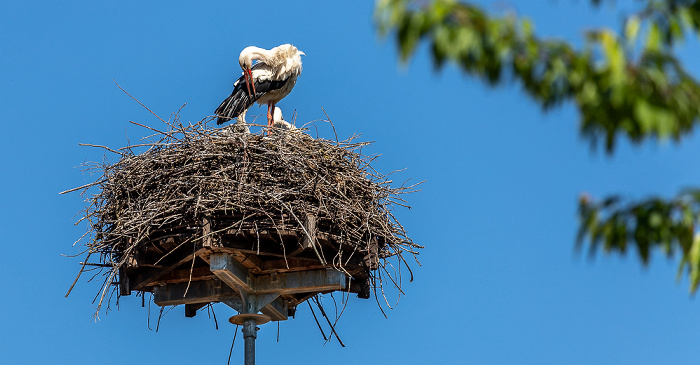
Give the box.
[625,15,641,42]
[647,23,662,51]
[634,99,654,133]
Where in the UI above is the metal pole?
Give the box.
[242,318,258,365]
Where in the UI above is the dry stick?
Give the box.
[227,325,239,365]
[65,256,90,297]
[79,262,113,267]
[59,180,105,195]
[210,304,219,330]
[118,142,177,150]
[93,265,119,315]
[307,300,328,341]
[376,269,395,310]
[183,240,198,297]
[328,291,350,341]
[321,107,339,143]
[153,235,194,265]
[78,143,128,157]
[396,251,416,284]
[262,210,290,269]
[254,221,260,254]
[147,293,152,331]
[371,273,389,319]
[114,79,168,124]
[156,306,164,332]
[381,261,407,296]
[331,281,353,330]
[313,296,345,347]
[67,230,92,249]
[129,121,178,141]
[245,183,327,265]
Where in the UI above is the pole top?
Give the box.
[229,313,271,325]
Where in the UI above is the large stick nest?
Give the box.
[65,116,422,313]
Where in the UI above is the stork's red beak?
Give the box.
[248,69,256,95]
[244,69,256,98]
[244,70,253,97]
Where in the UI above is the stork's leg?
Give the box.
[267,102,274,126]
[266,102,273,135]
[270,102,277,126]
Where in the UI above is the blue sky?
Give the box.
[2,1,700,364]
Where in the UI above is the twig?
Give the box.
[114,79,168,124]
[308,300,328,341]
[228,325,239,365]
[313,296,345,347]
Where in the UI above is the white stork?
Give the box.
[215,44,304,130]
[271,106,296,131]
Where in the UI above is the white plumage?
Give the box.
[271,107,296,131]
[215,44,304,131]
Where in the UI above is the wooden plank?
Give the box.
[261,258,327,272]
[364,238,379,270]
[218,236,290,258]
[210,253,253,292]
[253,269,346,295]
[349,278,370,299]
[302,213,317,249]
[153,266,216,284]
[198,252,211,265]
[119,266,131,296]
[230,251,263,273]
[260,297,288,321]
[301,213,318,248]
[133,248,208,290]
[216,246,287,260]
[211,254,346,295]
[223,228,298,238]
[153,280,240,306]
[289,292,320,307]
[289,213,317,257]
[202,216,213,248]
[185,303,207,317]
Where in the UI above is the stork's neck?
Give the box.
[240,46,281,68]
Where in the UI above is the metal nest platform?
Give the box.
[120,214,372,320]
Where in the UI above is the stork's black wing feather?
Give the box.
[215,73,290,125]
[254,78,288,94]
[215,74,252,125]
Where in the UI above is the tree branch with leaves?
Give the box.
[376,0,700,292]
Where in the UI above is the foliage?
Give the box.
[376,0,700,292]
[376,0,700,152]
[578,192,700,288]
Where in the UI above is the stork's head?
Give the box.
[238,46,257,70]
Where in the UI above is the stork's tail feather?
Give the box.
[215,76,256,125]
[215,93,249,125]
[215,95,237,125]
[216,116,230,125]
